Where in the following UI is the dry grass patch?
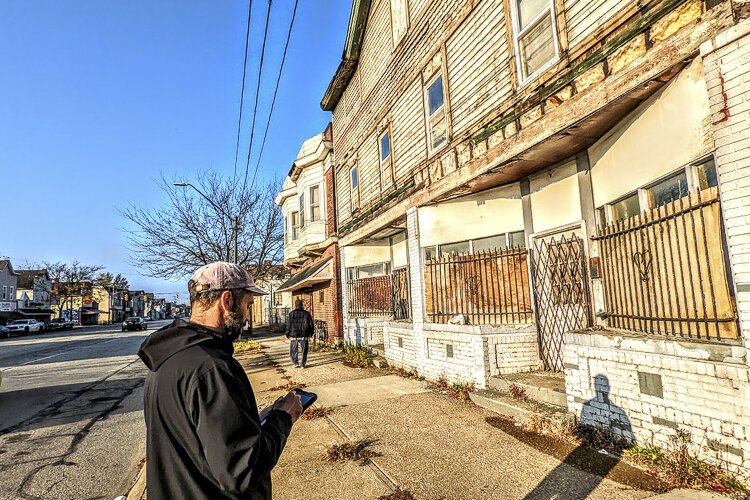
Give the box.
[508,383,528,402]
[624,431,747,494]
[322,438,381,465]
[378,488,416,500]
[233,340,262,353]
[302,406,333,420]
[429,376,474,402]
[266,381,306,392]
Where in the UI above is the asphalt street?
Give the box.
[0,320,169,500]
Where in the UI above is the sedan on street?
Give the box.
[6,319,42,336]
[0,325,9,339]
[122,317,148,331]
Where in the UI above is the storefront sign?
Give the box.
[0,302,14,312]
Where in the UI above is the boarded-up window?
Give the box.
[595,187,738,340]
[424,248,533,325]
[390,0,409,46]
[512,0,558,80]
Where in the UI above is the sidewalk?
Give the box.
[126,329,729,500]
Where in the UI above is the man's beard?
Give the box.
[223,303,246,341]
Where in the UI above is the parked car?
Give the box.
[122,317,148,331]
[0,325,9,339]
[47,318,75,331]
[6,319,42,336]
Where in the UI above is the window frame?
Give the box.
[423,231,527,260]
[309,185,321,222]
[291,211,300,240]
[379,128,394,188]
[599,156,718,224]
[298,193,305,228]
[350,164,360,213]
[424,70,449,154]
[509,0,561,85]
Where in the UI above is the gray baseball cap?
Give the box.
[190,261,267,296]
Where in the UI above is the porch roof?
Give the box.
[277,258,333,292]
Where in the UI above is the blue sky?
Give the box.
[0,1,350,299]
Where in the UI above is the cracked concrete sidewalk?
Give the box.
[126,329,729,500]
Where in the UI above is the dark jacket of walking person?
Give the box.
[139,262,303,500]
[285,299,313,368]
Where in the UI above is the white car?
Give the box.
[6,319,42,336]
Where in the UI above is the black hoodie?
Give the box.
[138,319,292,500]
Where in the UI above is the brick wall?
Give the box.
[289,243,343,340]
[565,331,750,472]
[488,328,541,375]
[383,322,418,369]
[702,19,750,342]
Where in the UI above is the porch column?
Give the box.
[406,206,427,369]
[339,245,351,344]
[701,18,750,347]
[576,151,606,324]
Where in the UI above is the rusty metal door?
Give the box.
[531,232,592,371]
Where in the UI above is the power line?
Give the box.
[243,0,273,188]
[233,0,255,179]
[251,0,299,187]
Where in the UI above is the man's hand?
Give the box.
[259,392,303,424]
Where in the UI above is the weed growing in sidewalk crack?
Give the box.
[302,406,333,420]
[342,344,374,368]
[378,487,416,500]
[508,383,528,402]
[322,438,381,465]
[429,376,474,402]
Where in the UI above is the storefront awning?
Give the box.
[18,308,54,316]
[277,258,333,292]
[80,309,108,315]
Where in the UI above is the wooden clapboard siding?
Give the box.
[408,0,430,21]
[391,77,427,182]
[359,0,393,99]
[358,131,381,206]
[446,0,513,137]
[390,0,410,46]
[563,0,628,51]
[332,69,361,156]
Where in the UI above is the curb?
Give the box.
[125,460,146,500]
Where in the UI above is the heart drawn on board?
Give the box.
[632,250,653,282]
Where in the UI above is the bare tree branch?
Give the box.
[119,172,284,281]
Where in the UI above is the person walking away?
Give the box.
[286,299,313,368]
[138,261,303,500]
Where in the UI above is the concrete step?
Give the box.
[470,388,576,431]
[488,371,567,409]
[367,343,388,368]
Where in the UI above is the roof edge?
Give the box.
[320,0,373,111]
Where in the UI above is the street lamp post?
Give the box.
[174,182,240,264]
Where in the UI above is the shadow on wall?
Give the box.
[524,375,633,499]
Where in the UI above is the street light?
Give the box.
[174,182,240,264]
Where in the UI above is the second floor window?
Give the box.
[291,211,300,240]
[298,193,305,228]
[379,130,393,187]
[310,185,320,222]
[426,74,447,150]
[512,0,558,81]
[2,286,6,300]
[350,165,360,212]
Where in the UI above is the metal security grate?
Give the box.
[531,233,592,372]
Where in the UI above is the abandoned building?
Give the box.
[317,0,750,473]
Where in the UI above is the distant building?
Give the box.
[16,269,53,323]
[0,260,19,323]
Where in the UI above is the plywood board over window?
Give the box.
[390,0,410,47]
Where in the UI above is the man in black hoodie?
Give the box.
[138,261,302,500]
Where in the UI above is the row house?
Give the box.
[16,269,54,323]
[0,260,19,322]
[275,126,344,341]
[324,0,750,472]
[249,264,292,327]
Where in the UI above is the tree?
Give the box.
[119,171,284,281]
[44,261,104,319]
[95,272,129,291]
